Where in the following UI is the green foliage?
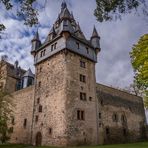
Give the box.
[94,0,148,22]
[0,91,13,143]
[0,0,38,34]
[130,34,148,108]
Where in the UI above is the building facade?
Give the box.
[0,1,146,146]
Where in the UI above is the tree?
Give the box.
[0,91,14,143]
[130,34,148,108]
[0,0,38,36]
[94,0,148,22]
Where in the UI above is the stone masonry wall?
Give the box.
[96,84,146,144]
[10,86,34,144]
[65,51,98,146]
[32,51,68,146]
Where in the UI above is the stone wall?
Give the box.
[65,51,98,146]
[32,51,68,146]
[10,86,34,144]
[96,83,146,144]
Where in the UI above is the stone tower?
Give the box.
[31,1,100,146]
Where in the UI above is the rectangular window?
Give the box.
[106,127,110,135]
[76,42,80,49]
[80,60,86,68]
[49,128,52,135]
[11,117,15,125]
[86,47,89,54]
[39,105,42,113]
[51,45,54,51]
[99,113,101,119]
[54,42,57,49]
[80,92,87,101]
[37,98,40,104]
[38,81,41,87]
[35,115,38,122]
[77,110,85,120]
[23,119,27,128]
[80,74,86,83]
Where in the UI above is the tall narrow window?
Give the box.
[11,117,15,125]
[106,127,110,135]
[54,42,57,49]
[38,81,41,87]
[86,47,89,54]
[23,118,27,128]
[76,42,80,49]
[35,115,38,123]
[51,44,54,51]
[99,113,101,119]
[49,128,52,135]
[80,74,86,83]
[39,105,42,113]
[80,60,86,68]
[37,98,40,104]
[80,92,87,101]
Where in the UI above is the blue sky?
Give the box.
[0,0,148,90]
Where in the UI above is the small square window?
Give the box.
[80,60,86,68]
[80,92,87,101]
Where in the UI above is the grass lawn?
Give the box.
[0,142,148,148]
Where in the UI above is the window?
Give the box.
[89,97,92,101]
[106,127,110,135]
[23,119,27,128]
[51,42,57,51]
[38,81,41,87]
[49,128,52,135]
[121,115,127,124]
[35,115,38,122]
[123,128,127,136]
[76,42,80,49]
[40,67,42,72]
[40,49,46,57]
[80,74,86,83]
[11,117,15,125]
[86,47,89,54]
[99,113,101,119]
[77,110,85,120]
[80,92,86,101]
[37,98,40,104]
[39,105,42,113]
[112,113,118,122]
[80,60,86,68]
[100,100,103,106]
[9,127,14,133]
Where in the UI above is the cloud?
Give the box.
[0,0,148,89]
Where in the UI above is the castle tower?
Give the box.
[31,2,100,146]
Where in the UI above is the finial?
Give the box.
[61,0,67,10]
[92,25,100,38]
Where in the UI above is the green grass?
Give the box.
[0,142,148,148]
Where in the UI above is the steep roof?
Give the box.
[23,68,34,78]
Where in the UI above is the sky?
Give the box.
[0,0,148,90]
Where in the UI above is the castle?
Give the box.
[0,1,146,146]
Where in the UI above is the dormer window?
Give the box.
[51,42,57,51]
[86,47,89,54]
[40,49,46,57]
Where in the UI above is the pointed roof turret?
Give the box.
[91,26,100,38]
[49,26,56,35]
[61,0,67,10]
[60,7,71,20]
[23,68,34,78]
[32,30,40,41]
